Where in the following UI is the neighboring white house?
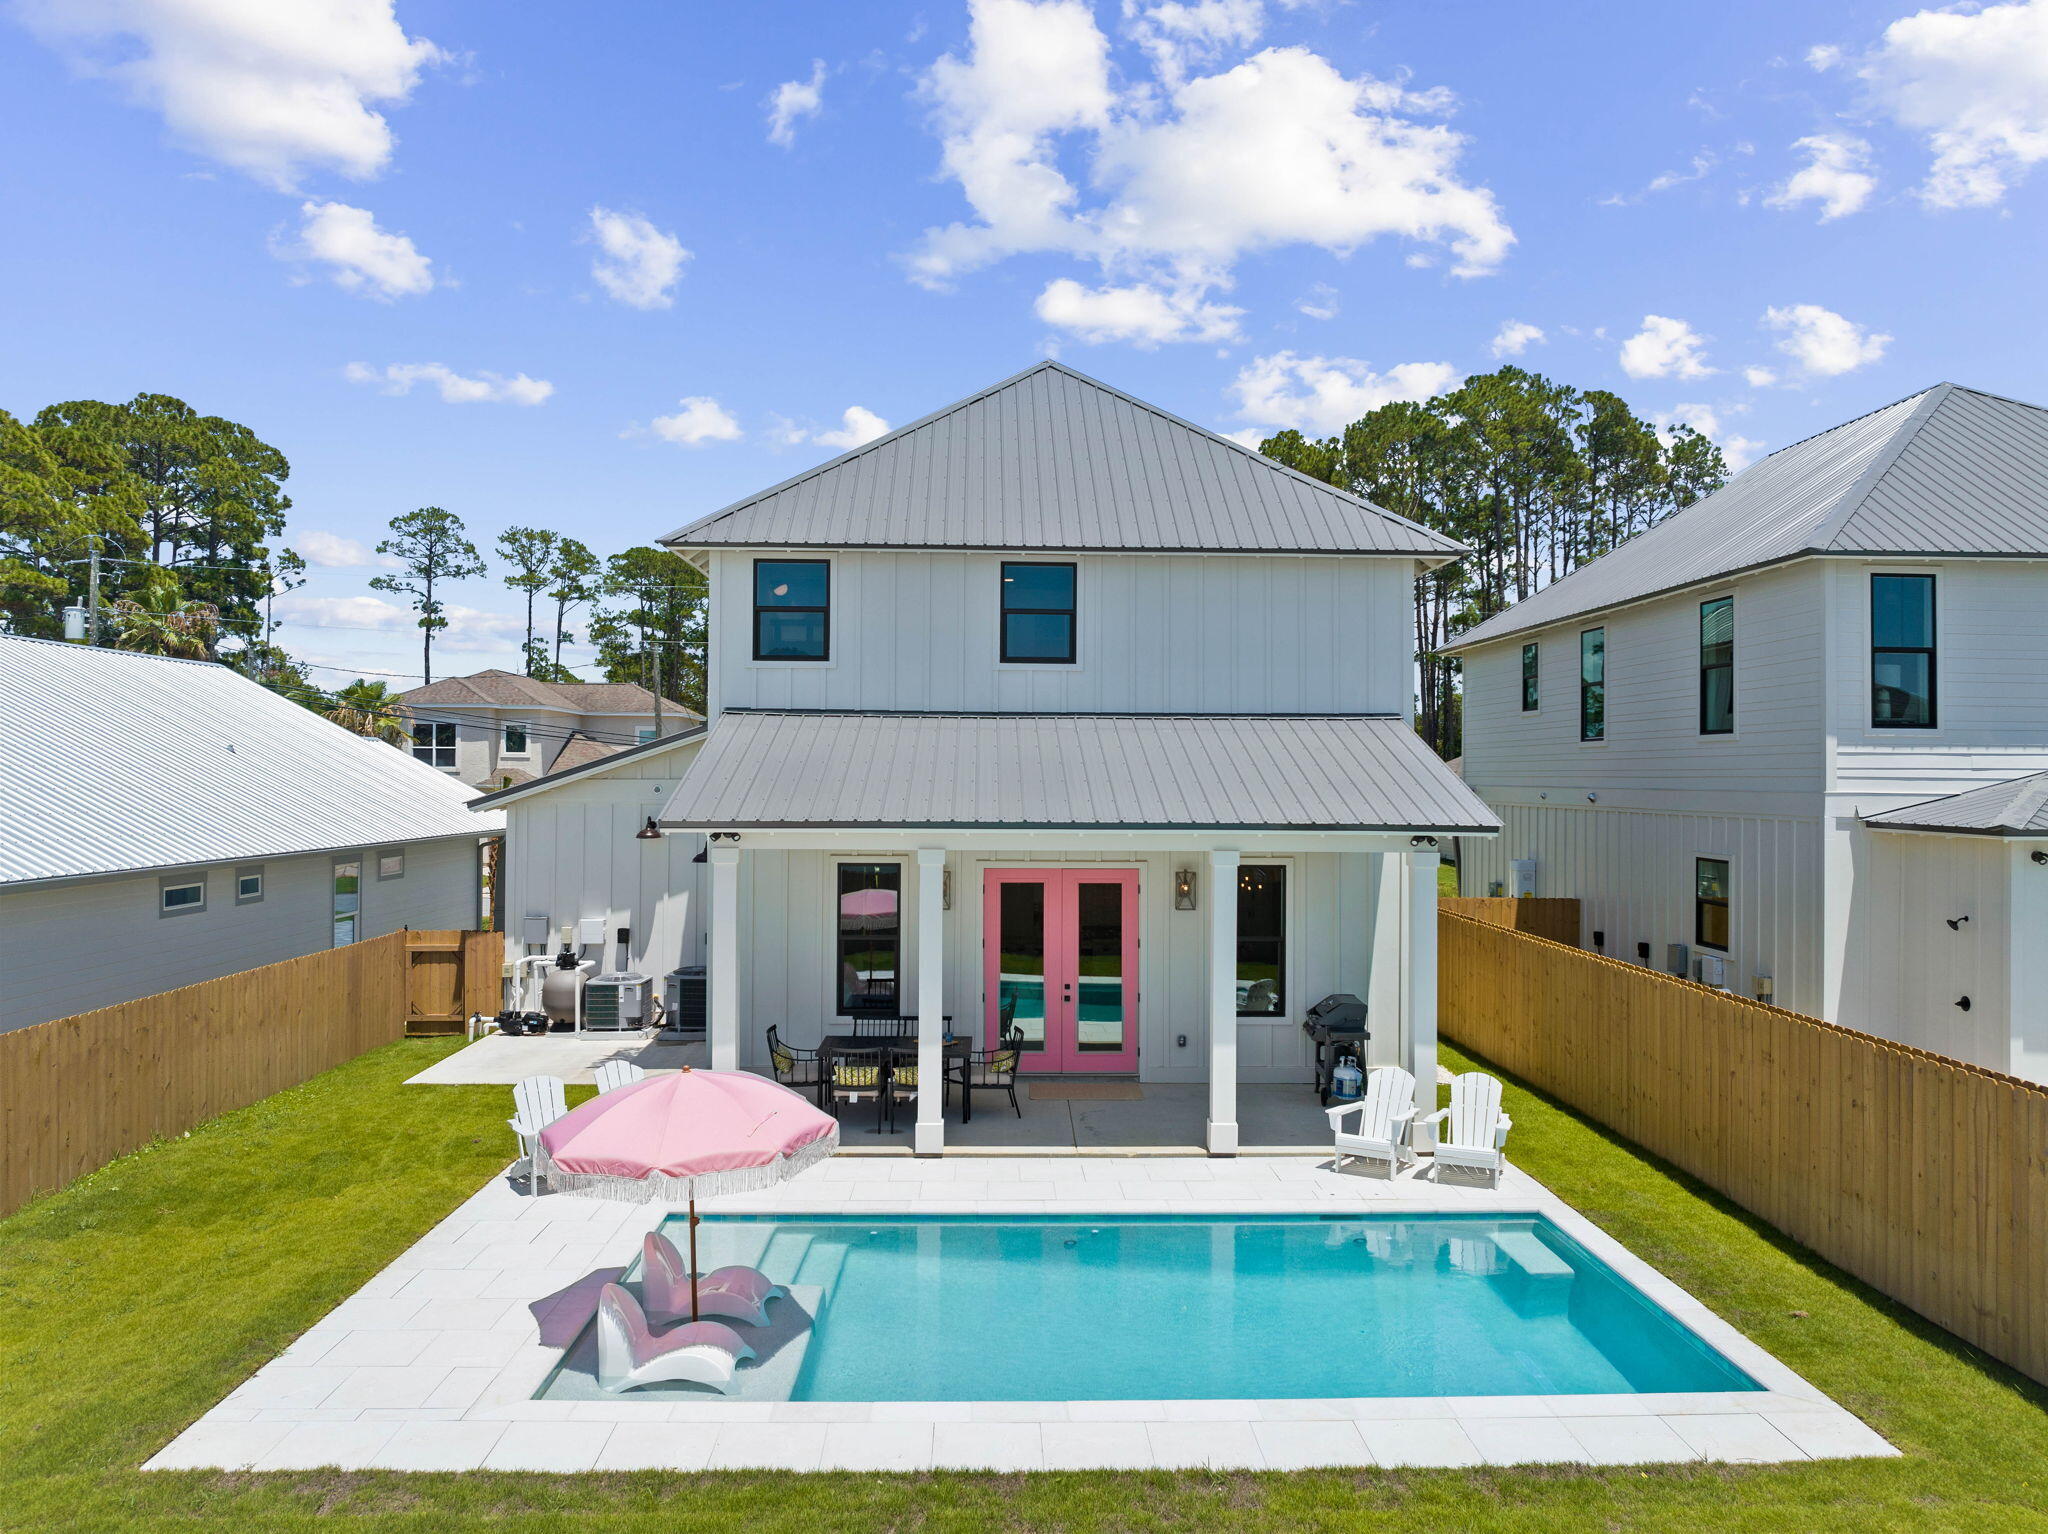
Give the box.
[0,636,504,1032]
[1451,382,2048,1082]
[397,671,696,789]
[475,360,1497,1152]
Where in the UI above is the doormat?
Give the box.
[1030,1082,1144,1101]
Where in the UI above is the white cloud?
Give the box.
[1766,134,1877,220]
[1658,403,1763,472]
[1490,319,1545,358]
[1763,303,1891,376]
[1842,0,2048,208]
[279,200,432,299]
[15,0,442,190]
[1229,351,1460,436]
[344,362,553,405]
[1034,277,1242,344]
[1618,314,1713,380]
[1807,44,1844,71]
[293,530,399,570]
[909,1,1511,338]
[1744,365,1780,388]
[1601,152,1717,206]
[814,406,892,450]
[1295,282,1339,320]
[588,207,690,309]
[272,593,526,652]
[649,396,742,445]
[767,59,827,146]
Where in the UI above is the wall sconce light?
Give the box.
[1409,835,1438,850]
[2034,850,2048,865]
[1946,914,1971,930]
[1956,995,1973,1011]
[942,866,953,911]
[635,817,662,840]
[1586,792,1598,803]
[1173,867,1197,911]
[1754,975,1775,1004]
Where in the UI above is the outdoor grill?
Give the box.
[1302,993,1369,1106]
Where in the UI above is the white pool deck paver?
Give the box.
[144,1153,1897,1474]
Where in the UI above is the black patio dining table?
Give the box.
[817,1022,969,1124]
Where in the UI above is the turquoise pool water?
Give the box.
[655,1213,1760,1402]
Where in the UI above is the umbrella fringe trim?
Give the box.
[535,1127,841,1203]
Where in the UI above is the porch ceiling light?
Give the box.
[1173,867,1197,911]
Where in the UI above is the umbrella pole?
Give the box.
[688,1195,700,1323]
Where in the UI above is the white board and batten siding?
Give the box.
[707,549,1417,718]
[725,848,1387,1084]
[0,835,482,1032]
[499,740,709,978]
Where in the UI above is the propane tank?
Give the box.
[1330,1055,1364,1103]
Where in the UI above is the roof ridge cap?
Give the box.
[1809,383,1954,553]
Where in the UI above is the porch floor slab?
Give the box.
[146,1152,1894,1475]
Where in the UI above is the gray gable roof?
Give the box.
[658,710,1499,833]
[0,636,500,887]
[663,362,1465,560]
[1451,383,2048,651]
[1864,771,2048,836]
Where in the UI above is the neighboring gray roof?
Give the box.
[1451,383,2048,651]
[470,725,708,809]
[398,669,678,717]
[663,361,1465,560]
[1864,772,2048,836]
[659,710,1498,833]
[0,636,502,887]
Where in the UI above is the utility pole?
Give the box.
[86,536,101,647]
[651,636,665,741]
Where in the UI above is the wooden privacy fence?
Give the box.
[0,929,504,1217]
[1439,896,1582,946]
[404,928,504,1034]
[1438,910,2048,1387]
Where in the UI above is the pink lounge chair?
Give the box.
[595,1282,755,1393]
[640,1230,789,1327]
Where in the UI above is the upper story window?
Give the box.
[755,559,830,661]
[412,720,456,768]
[501,722,529,756]
[1579,628,1605,741]
[636,726,658,744]
[999,562,1076,664]
[1695,857,1730,952]
[1700,597,1734,735]
[1871,573,1936,729]
[159,876,206,916]
[1520,643,1539,711]
[235,866,264,904]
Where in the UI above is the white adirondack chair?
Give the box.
[595,1283,755,1393]
[1325,1066,1418,1177]
[508,1075,569,1189]
[592,1060,646,1095]
[1424,1071,1513,1187]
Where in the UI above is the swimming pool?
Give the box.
[551,1212,1760,1402]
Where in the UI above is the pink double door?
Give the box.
[982,868,1140,1074]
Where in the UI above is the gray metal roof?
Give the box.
[0,636,502,887]
[663,361,1465,560]
[1864,771,2048,836]
[1452,383,2048,651]
[659,710,1499,833]
[470,725,707,809]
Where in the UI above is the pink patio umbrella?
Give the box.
[536,1068,838,1321]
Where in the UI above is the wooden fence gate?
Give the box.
[403,929,505,1034]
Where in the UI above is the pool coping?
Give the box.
[144,1156,1898,1474]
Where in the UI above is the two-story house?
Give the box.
[473,361,1496,1152]
[1451,382,2048,1083]
[398,671,696,789]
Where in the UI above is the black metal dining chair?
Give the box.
[828,1045,888,1132]
[951,1046,1022,1120]
[851,1016,912,1039]
[884,1041,921,1132]
[766,1025,824,1105]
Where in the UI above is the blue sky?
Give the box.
[4,0,2046,684]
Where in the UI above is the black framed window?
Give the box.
[1579,628,1605,741]
[502,722,528,754]
[1695,858,1730,952]
[411,720,455,768]
[1520,642,1539,711]
[999,562,1076,663]
[837,862,901,1014]
[1700,597,1734,735]
[1236,864,1286,1017]
[1871,574,1935,728]
[755,559,830,661]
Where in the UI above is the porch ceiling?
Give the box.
[658,710,1499,837]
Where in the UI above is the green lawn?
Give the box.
[5,1037,2048,1532]
[1438,862,1460,897]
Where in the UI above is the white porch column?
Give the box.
[1207,849,1242,1155]
[914,847,947,1156]
[1405,845,1440,1148]
[707,841,740,1071]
